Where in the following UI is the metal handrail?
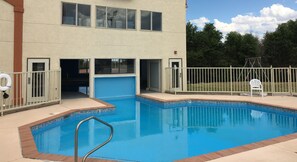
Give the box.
[74,116,114,162]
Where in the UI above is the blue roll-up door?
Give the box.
[94,76,136,99]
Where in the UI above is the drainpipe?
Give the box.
[4,0,24,105]
[5,0,24,73]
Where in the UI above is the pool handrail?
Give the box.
[74,116,114,162]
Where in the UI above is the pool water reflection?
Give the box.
[32,97,297,162]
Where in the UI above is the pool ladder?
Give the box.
[74,116,114,162]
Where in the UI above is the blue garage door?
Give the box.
[94,76,136,99]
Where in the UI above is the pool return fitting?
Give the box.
[0,73,12,116]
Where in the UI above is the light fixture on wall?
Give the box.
[174,51,178,55]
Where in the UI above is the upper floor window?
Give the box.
[96,6,136,29]
[62,2,91,27]
[141,11,162,31]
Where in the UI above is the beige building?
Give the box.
[0,0,187,99]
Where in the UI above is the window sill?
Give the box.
[61,24,92,28]
[94,74,136,78]
[140,29,162,32]
[95,27,137,31]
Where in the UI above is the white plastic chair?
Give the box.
[250,79,263,97]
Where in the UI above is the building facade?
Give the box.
[0,0,187,99]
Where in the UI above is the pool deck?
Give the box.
[1,94,297,162]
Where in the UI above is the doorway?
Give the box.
[140,60,161,92]
[60,59,89,99]
[27,59,50,102]
[169,59,182,91]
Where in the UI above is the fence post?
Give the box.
[169,68,172,93]
[1,93,3,116]
[288,66,292,96]
[230,65,233,95]
[0,71,3,116]
[270,66,275,95]
[174,66,177,95]
[59,69,62,104]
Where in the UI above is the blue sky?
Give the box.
[187,0,297,38]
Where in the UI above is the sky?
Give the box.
[187,0,297,38]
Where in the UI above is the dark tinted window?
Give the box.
[96,6,106,27]
[95,59,112,74]
[141,11,151,30]
[77,4,91,26]
[127,10,136,29]
[152,12,162,31]
[107,8,126,29]
[95,59,135,74]
[62,3,76,25]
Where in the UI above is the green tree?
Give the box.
[202,24,225,66]
[224,32,260,66]
[186,22,198,52]
[186,22,224,67]
[186,22,265,67]
[262,19,297,66]
[224,31,243,66]
[241,33,261,62]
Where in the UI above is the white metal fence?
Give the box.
[0,70,61,116]
[165,66,297,95]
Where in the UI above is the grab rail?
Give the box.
[74,116,114,162]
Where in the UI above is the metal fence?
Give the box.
[165,66,297,95]
[0,70,61,116]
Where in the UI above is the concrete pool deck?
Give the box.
[1,94,297,162]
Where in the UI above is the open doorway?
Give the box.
[140,59,161,93]
[60,59,89,99]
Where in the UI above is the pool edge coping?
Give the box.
[18,98,116,162]
[19,95,297,162]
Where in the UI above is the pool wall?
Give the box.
[94,76,136,99]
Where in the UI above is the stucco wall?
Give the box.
[0,1,14,72]
[22,0,187,95]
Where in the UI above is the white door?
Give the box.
[169,59,182,91]
[27,59,50,103]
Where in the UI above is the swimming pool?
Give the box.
[32,97,297,162]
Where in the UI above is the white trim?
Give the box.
[27,59,50,103]
[94,74,136,78]
[169,58,182,91]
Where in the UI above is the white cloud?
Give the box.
[190,4,297,39]
[260,4,297,20]
[189,17,210,29]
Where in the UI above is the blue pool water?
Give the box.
[32,97,297,162]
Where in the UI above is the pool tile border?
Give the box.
[139,95,297,111]
[138,94,297,162]
[19,96,297,162]
[18,99,116,162]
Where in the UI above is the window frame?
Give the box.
[62,2,91,27]
[127,9,136,29]
[141,10,162,31]
[140,10,151,31]
[62,2,77,26]
[96,6,107,28]
[95,58,136,75]
[152,12,162,31]
[95,6,136,30]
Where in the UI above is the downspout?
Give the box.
[5,0,24,73]
[4,0,24,105]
